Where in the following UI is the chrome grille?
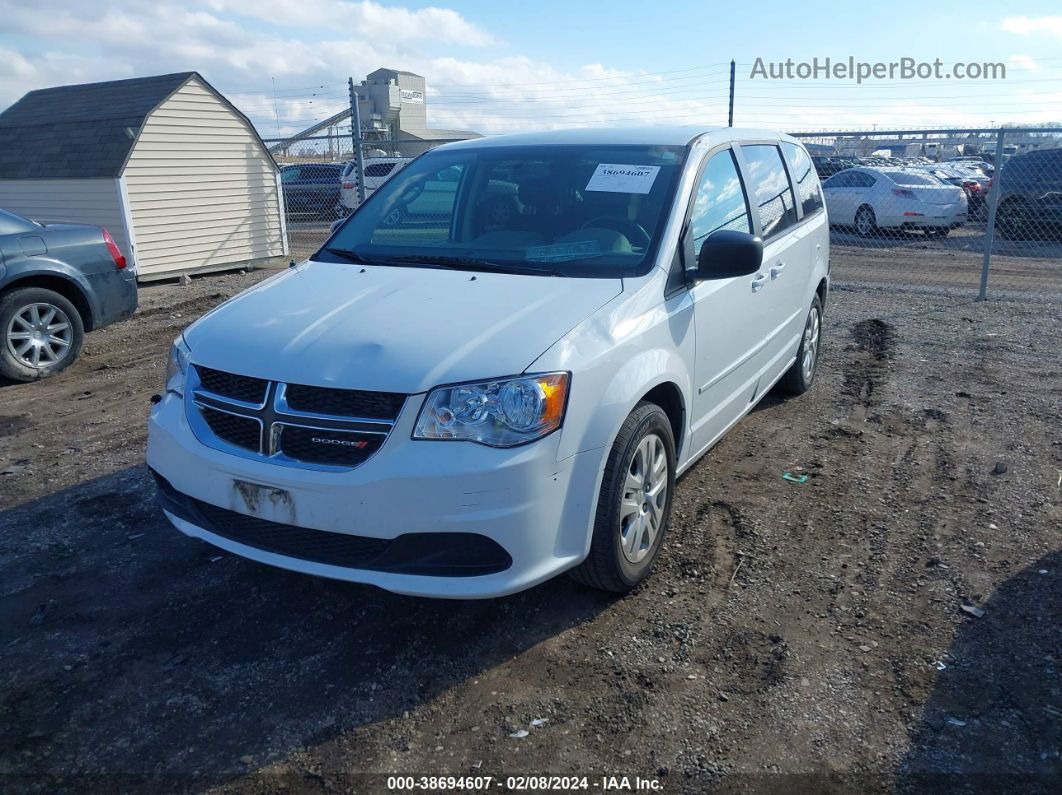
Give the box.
[186,365,405,471]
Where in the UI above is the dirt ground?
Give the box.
[1,263,1060,793]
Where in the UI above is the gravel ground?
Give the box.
[0,267,1059,793]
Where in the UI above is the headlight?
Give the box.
[413,372,570,447]
[164,336,191,396]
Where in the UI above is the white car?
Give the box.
[339,156,412,213]
[148,127,830,599]
[822,167,967,237]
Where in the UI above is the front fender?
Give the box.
[530,271,696,463]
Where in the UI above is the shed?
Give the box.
[0,72,287,280]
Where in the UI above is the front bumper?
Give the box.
[146,390,605,598]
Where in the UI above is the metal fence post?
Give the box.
[348,77,366,206]
[978,128,1006,301]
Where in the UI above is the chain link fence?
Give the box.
[262,135,461,261]
[791,128,1062,299]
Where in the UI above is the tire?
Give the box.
[854,205,877,238]
[778,295,823,396]
[0,287,85,382]
[997,200,1028,241]
[569,402,676,593]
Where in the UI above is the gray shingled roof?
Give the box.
[0,72,195,179]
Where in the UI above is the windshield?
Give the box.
[319,144,688,277]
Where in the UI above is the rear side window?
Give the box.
[888,172,937,186]
[782,142,823,217]
[849,171,876,188]
[740,145,798,238]
[688,149,752,253]
[365,163,397,178]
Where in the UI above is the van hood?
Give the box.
[184,260,622,394]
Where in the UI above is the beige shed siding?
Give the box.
[124,76,284,278]
[0,178,130,261]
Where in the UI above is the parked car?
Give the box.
[916,165,988,219]
[280,163,345,219]
[339,156,412,213]
[822,167,967,237]
[148,127,829,598]
[0,208,136,381]
[992,148,1062,240]
[948,156,994,173]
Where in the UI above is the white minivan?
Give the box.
[148,127,829,598]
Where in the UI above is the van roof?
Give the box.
[433,126,796,150]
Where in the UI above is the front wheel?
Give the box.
[569,402,676,593]
[778,296,822,395]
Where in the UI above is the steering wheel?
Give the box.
[378,180,425,226]
[394,179,425,206]
[579,216,651,249]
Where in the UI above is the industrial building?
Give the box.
[269,68,480,158]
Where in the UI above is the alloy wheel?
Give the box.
[619,433,669,564]
[856,208,874,237]
[802,306,821,382]
[5,303,73,368]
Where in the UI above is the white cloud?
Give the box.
[1002,16,1062,37]
[1009,54,1039,71]
[1,2,1053,140]
[204,0,494,46]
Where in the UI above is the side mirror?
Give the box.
[694,230,763,280]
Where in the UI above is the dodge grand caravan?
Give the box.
[147,127,829,598]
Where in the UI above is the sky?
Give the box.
[1,0,1061,139]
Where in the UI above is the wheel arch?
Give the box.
[639,381,685,456]
[0,272,95,331]
[816,276,829,311]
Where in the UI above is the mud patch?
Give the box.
[843,319,896,410]
[0,416,33,438]
[705,630,789,695]
[852,318,895,361]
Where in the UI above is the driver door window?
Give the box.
[688,149,752,265]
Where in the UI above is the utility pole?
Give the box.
[727,60,735,127]
[348,77,366,206]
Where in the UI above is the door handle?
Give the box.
[770,261,786,279]
[751,272,768,292]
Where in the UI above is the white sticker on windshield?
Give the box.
[585,164,660,194]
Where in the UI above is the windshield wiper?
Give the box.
[324,247,447,270]
[324,247,376,264]
[385,254,565,277]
